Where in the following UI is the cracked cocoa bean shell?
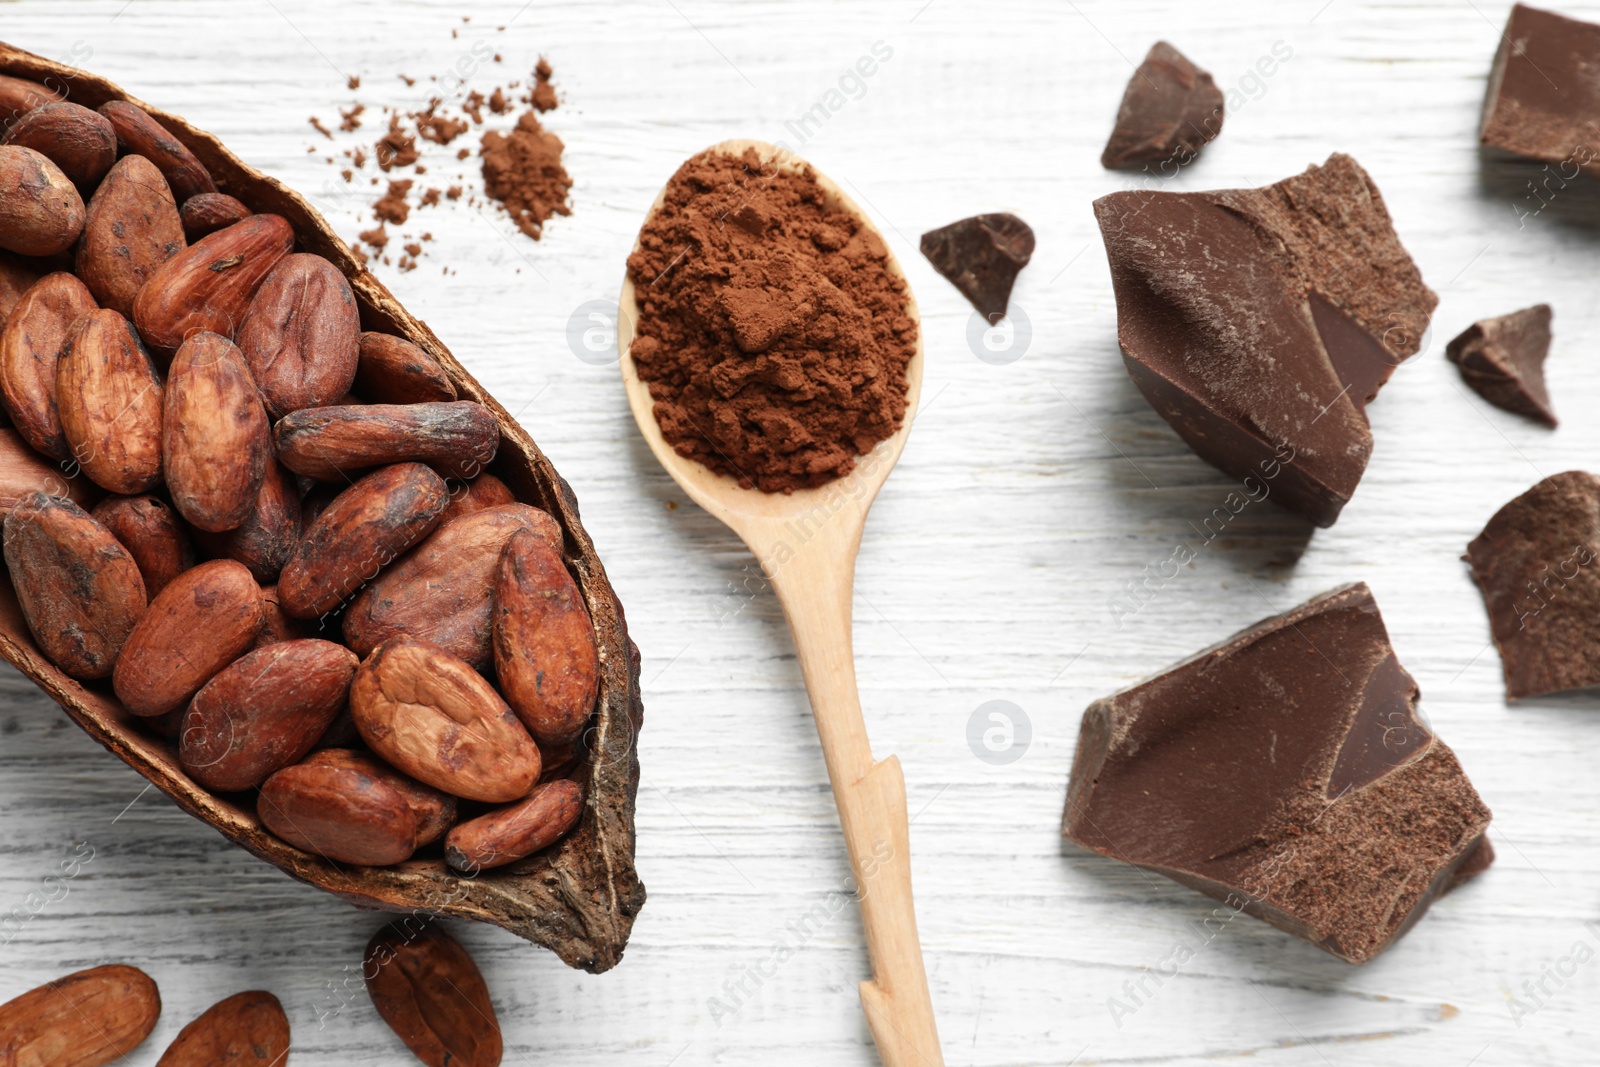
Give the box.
[154,990,289,1067]
[58,307,164,493]
[2,101,116,191]
[162,330,270,532]
[236,252,360,418]
[190,453,300,583]
[446,778,584,873]
[355,331,457,404]
[178,191,250,241]
[275,400,499,482]
[98,99,216,201]
[91,493,195,598]
[0,270,95,460]
[75,153,185,316]
[494,527,598,747]
[0,144,84,257]
[364,922,502,1067]
[131,213,293,357]
[0,963,161,1067]
[258,748,454,866]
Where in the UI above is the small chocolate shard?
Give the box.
[1063,583,1492,964]
[1466,470,1600,699]
[1101,41,1224,170]
[1446,304,1556,427]
[919,213,1034,323]
[1095,154,1437,527]
[1480,4,1600,174]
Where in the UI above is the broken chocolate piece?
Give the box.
[1094,154,1437,527]
[1063,583,1492,964]
[1466,470,1600,699]
[919,213,1034,323]
[1480,4,1600,174]
[1101,41,1224,170]
[1446,304,1557,427]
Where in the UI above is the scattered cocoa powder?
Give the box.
[625,149,917,493]
[480,111,572,240]
[530,58,557,112]
[340,104,365,132]
[374,179,413,224]
[375,116,418,170]
[347,74,361,90]
[309,116,333,139]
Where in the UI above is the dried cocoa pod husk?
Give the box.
[112,557,262,716]
[163,330,270,532]
[154,990,288,1067]
[0,270,95,459]
[235,252,360,418]
[0,427,93,513]
[438,472,516,524]
[91,494,194,598]
[258,748,453,866]
[0,144,84,257]
[445,778,584,873]
[3,491,145,680]
[0,963,161,1067]
[355,331,457,404]
[350,636,542,803]
[190,453,300,584]
[2,101,116,191]
[178,191,249,241]
[364,922,503,1067]
[97,99,215,201]
[0,72,63,127]
[75,154,185,316]
[57,307,164,494]
[274,400,498,482]
[494,527,598,747]
[131,213,293,357]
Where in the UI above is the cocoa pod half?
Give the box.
[91,494,195,598]
[446,778,584,873]
[275,400,498,482]
[235,253,360,418]
[258,748,454,866]
[190,453,300,583]
[0,73,63,127]
[350,636,542,803]
[97,99,216,201]
[0,144,84,257]
[0,428,93,513]
[355,331,457,404]
[494,527,598,747]
[57,308,164,494]
[163,330,270,532]
[75,153,185,317]
[113,558,262,716]
[154,990,289,1067]
[364,922,502,1067]
[180,638,358,791]
[178,191,250,241]
[438,472,516,524]
[278,462,448,619]
[0,963,161,1067]
[1,102,116,191]
[131,213,293,357]
[3,492,146,680]
[1,271,96,460]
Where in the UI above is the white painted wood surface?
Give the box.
[0,0,1596,1063]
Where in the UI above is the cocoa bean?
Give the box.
[445,778,584,873]
[0,73,64,128]
[235,253,360,418]
[97,99,216,201]
[258,748,454,866]
[1,101,116,190]
[438,472,516,524]
[0,428,93,513]
[91,494,195,598]
[355,331,457,404]
[154,990,288,1067]
[494,527,598,746]
[57,308,164,494]
[0,250,44,322]
[130,213,293,357]
[178,191,249,241]
[75,154,185,317]
[275,401,498,482]
[162,330,270,532]
[0,271,96,460]
[254,583,314,647]
[364,922,502,1067]
[0,144,84,257]
[0,964,161,1067]
[191,454,300,583]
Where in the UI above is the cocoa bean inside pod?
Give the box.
[97,99,216,202]
[75,153,185,317]
[154,990,288,1067]
[437,472,516,524]
[277,461,449,619]
[0,72,64,128]
[350,636,542,803]
[112,557,262,716]
[494,527,599,747]
[179,638,357,792]
[178,191,250,242]
[190,453,301,584]
[0,427,94,513]
[364,921,502,1067]
[343,502,561,670]
[3,491,146,680]
[355,331,458,405]
[1,101,117,191]
[57,307,164,494]
[0,144,85,257]
[235,252,360,419]
[0,270,96,460]
[274,400,499,482]
[445,778,584,873]
[0,964,162,1067]
[162,330,270,532]
[91,493,195,598]
[258,748,452,866]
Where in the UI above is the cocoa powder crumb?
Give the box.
[359,225,388,250]
[348,74,361,90]
[400,74,416,87]
[352,146,368,168]
[479,110,571,240]
[446,185,463,200]
[376,116,418,170]
[421,187,442,207]
[464,91,486,124]
[488,88,510,115]
[530,58,557,112]
[340,104,365,131]
[374,180,413,224]
[404,242,422,257]
[309,116,333,139]
[341,168,353,182]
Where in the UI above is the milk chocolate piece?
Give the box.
[1466,470,1600,699]
[1480,4,1600,173]
[1095,154,1437,527]
[1446,304,1556,427]
[919,213,1034,322]
[1064,583,1492,964]
[1101,41,1223,170]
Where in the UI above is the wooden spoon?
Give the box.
[619,140,942,1066]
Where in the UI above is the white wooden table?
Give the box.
[1,1,1596,1063]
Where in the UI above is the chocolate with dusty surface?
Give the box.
[1480,4,1600,174]
[1446,304,1556,426]
[1101,41,1224,170]
[919,213,1034,323]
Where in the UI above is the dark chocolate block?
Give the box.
[1467,470,1600,699]
[1063,583,1492,964]
[1101,41,1223,170]
[1094,154,1437,527]
[1480,4,1600,173]
[1447,304,1557,427]
[919,213,1034,323]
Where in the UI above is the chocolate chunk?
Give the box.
[1480,4,1600,174]
[1063,583,1492,964]
[1101,41,1224,170]
[919,213,1034,323]
[1466,470,1600,699]
[1094,154,1437,527]
[1446,304,1557,427]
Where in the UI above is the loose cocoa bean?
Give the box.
[163,331,270,532]
[3,492,146,680]
[355,331,457,404]
[191,454,300,583]
[0,428,93,513]
[343,503,561,669]
[0,250,44,322]
[364,922,502,1067]
[0,73,63,127]
[75,154,185,317]
[1,271,96,460]
[445,778,583,873]
[235,253,360,418]
[350,636,542,803]
[112,558,262,716]
[91,494,195,597]
[0,964,161,1067]
[131,213,293,357]
[180,638,358,791]
[0,144,84,257]
[178,191,249,241]
[275,401,498,483]
[57,308,164,493]
[278,462,448,619]
[97,100,216,202]
[494,527,598,746]
[154,990,288,1067]
[438,472,516,524]
[2,102,117,190]
[258,748,454,866]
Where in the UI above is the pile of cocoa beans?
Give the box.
[0,73,595,874]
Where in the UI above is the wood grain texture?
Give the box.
[0,0,1595,1064]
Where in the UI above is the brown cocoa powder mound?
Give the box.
[480,110,572,240]
[374,179,412,224]
[625,149,917,493]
